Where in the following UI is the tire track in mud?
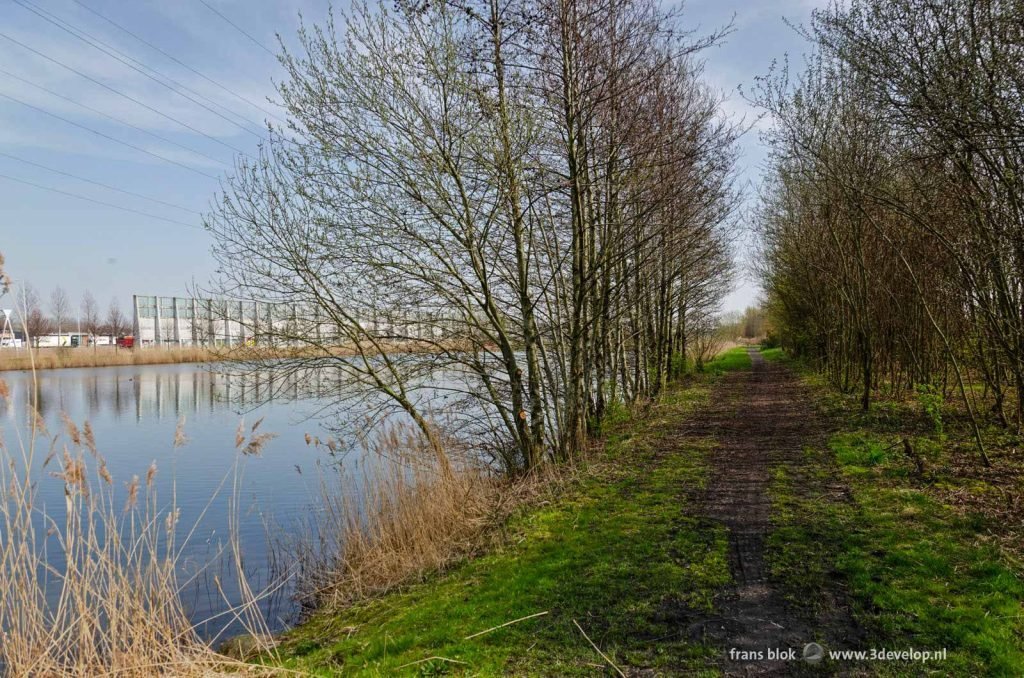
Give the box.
[684,348,862,676]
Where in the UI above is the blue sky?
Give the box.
[0,0,825,318]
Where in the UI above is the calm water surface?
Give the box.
[0,362,359,639]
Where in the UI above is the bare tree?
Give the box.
[752,0,1024,462]
[18,283,50,347]
[50,286,70,346]
[204,0,740,472]
[105,299,128,342]
[81,291,100,347]
[0,252,10,296]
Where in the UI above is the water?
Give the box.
[0,362,350,640]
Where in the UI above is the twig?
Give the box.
[464,610,549,640]
[573,619,626,678]
[396,656,469,670]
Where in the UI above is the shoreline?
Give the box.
[262,347,1024,675]
[0,346,222,372]
[0,339,491,373]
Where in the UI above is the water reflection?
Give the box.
[0,363,336,640]
[0,365,339,422]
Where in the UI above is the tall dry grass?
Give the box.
[0,346,218,372]
[0,376,277,676]
[289,426,517,610]
[0,338,486,373]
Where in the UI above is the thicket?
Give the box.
[205,0,741,473]
[755,0,1024,463]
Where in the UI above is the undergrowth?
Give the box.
[766,348,1024,676]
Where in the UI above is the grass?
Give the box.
[765,348,1024,676]
[269,377,731,676]
[0,345,219,371]
[702,345,752,374]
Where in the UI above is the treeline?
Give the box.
[205,0,739,472]
[756,0,1024,456]
[720,306,769,341]
[13,284,129,345]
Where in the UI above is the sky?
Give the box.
[0,0,825,320]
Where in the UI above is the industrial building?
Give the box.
[131,294,454,347]
[132,295,292,347]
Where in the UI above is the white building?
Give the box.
[132,294,452,347]
[132,295,302,347]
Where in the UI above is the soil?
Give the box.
[682,348,864,676]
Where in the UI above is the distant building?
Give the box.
[0,329,25,348]
[35,333,91,348]
[131,294,450,347]
[132,295,294,347]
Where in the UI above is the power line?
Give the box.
[197,0,278,58]
[12,0,266,139]
[0,172,204,230]
[0,151,202,215]
[0,30,247,157]
[0,67,230,169]
[69,0,287,126]
[0,90,220,179]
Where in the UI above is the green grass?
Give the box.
[768,426,1024,675]
[758,347,785,363]
[272,382,731,676]
[703,346,752,374]
[270,344,1024,675]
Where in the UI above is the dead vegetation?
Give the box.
[0,375,281,676]
[0,339,488,373]
[0,363,542,675]
[0,346,217,371]
[287,425,554,612]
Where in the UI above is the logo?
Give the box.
[803,642,825,664]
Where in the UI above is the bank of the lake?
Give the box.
[262,346,1024,676]
[0,346,219,371]
[0,341,473,372]
[261,348,752,675]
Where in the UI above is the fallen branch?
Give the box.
[464,610,549,640]
[395,656,469,670]
[573,618,625,677]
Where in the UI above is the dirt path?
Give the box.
[686,348,862,675]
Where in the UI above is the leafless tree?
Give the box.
[753,0,1024,463]
[50,286,71,346]
[80,291,100,347]
[18,283,50,347]
[0,253,10,296]
[105,300,128,342]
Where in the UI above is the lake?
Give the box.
[0,362,361,641]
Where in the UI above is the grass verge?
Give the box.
[267,358,746,676]
[766,352,1024,675]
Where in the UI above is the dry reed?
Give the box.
[0,339,474,372]
[0,374,278,676]
[0,367,534,674]
[289,425,525,610]
[0,346,218,372]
